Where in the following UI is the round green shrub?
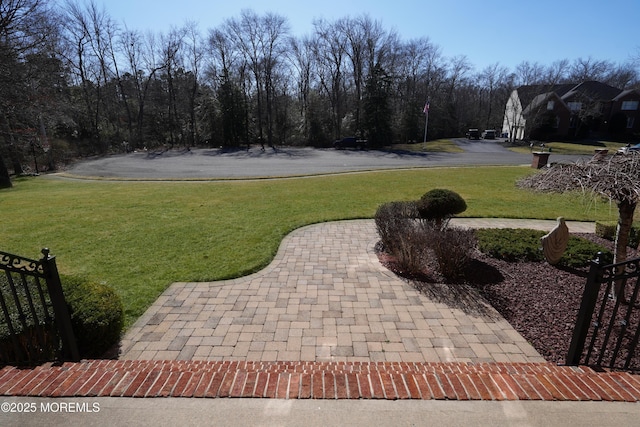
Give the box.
[60,275,124,358]
[417,189,467,223]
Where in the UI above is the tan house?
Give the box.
[502,81,640,141]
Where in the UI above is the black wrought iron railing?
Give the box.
[0,249,78,365]
[567,253,640,372]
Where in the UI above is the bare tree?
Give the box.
[568,57,612,83]
[396,37,443,142]
[442,55,472,136]
[603,63,639,90]
[183,21,204,147]
[544,59,571,84]
[120,27,163,149]
[477,63,513,130]
[0,0,59,186]
[287,35,314,142]
[312,18,348,139]
[515,61,546,86]
[338,15,397,137]
[158,27,186,148]
[62,0,116,152]
[226,10,289,147]
[519,153,640,279]
[260,12,289,147]
[207,27,248,147]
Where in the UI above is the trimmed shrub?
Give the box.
[416,189,467,227]
[61,275,124,358]
[562,237,613,267]
[595,221,640,248]
[475,228,611,268]
[475,228,545,262]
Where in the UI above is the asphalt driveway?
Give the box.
[63,140,589,180]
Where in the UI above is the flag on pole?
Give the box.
[423,101,430,114]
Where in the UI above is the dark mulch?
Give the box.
[377,233,640,369]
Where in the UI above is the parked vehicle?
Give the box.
[617,143,640,154]
[333,137,368,150]
[466,129,480,140]
[482,130,496,139]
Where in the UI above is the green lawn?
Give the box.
[509,141,628,155]
[1,167,619,328]
[391,139,464,153]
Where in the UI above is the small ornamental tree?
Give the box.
[518,153,640,265]
[416,188,467,229]
[518,152,640,300]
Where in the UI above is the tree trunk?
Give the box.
[612,199,637,300]
[614,200,636,264]
[0,111,24,176]
[0,152,12,188]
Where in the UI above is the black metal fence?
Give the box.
[567,253,640,372]
[0,249,78,365]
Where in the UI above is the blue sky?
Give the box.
[100,0,638,72]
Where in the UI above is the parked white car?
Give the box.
[617,143,640,155]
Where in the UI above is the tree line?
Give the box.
[1,0,639,187]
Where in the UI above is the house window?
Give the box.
[547,101,554,110]
[622,100,639,111]
[554,116,560,128]
[628,116,635,129]
[568,102,582,111]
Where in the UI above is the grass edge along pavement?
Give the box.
[508,140,628,155]
[1,166,620,330]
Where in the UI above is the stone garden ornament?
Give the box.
[541,217,569,265]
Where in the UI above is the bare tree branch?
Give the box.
[518,152,640,270]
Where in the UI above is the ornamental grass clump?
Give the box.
[375,201,426,273]
[376,189,475,282]
[426,225,477,281]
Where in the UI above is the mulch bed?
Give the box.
[376,233,640,370]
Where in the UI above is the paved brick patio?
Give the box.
[119,220,554,363]
[6,218,636,402]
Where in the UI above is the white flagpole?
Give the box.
[422,100,429,149]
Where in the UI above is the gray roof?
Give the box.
[561,81,622,101]
[516,81,623,109]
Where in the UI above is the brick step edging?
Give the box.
[1,361,639,401]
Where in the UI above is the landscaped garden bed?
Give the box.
[377,230,640,367]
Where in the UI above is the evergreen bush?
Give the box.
[595,221,640,248]
[61,275,124,358]
[475,228,611,268]
[416,189,467,228]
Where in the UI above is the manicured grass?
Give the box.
[1,167,619,328]
[391,139,464,153]
[509,141,627,155]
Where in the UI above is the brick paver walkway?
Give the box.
[119,220,555,363]
[6,218,635,402]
